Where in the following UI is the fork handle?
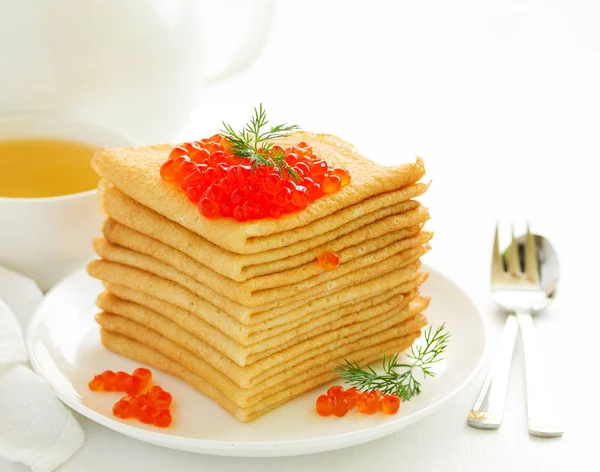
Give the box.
[517,312,564,438]
[467,314,518,429]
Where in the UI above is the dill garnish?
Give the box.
[336,324,450,401]
[220,104,300,179]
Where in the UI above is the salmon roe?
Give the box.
[317,250,340,271]
[357,392,378,415]
[372,390,384,411]
[88,368,174,428]
[316,394,334,417]
[382,394,401,414]
[124,375,143,396]
[133,368,152,390]
[160,134,351,221]
[88,375,104,391]
[315,385,401,418]
[332,396,349,417]
[327,385,345,398]
[115,371,129,391]
[344,388,362,409]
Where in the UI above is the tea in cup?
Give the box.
[0,116,132,290]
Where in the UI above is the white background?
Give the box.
[9,1,600,470]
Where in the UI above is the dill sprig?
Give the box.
[335,324,450,401]
[220,104,300,179]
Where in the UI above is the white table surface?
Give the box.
[13,1,600,471]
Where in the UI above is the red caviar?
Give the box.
[152,409,172,428]
[113,397,134,419]
[160,135,350,221]
[357,392,378,415]
[147,385,164,400]
[382,394,401,414]
[316,394,333,417]
[88,368,174,428]
[372,390,384,411]
[153,391,173,409]
[317,251,340,271]
[88,375,103,391]
[327,385,345,398]
[101,370,117,391]
[332,396,349,417]
[332,167,351,186]
[115,371,130,391]
[314,386,401,418]
[344,388,361,409]
[138,404,156,424]
[124,375,143,396]
[133,368,152,390]
[321,174,342,194]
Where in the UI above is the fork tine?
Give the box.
[506,224,520,276]
[524,223,540,283]
[491,222,504,282]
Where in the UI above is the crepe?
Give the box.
[87,258,424,338]
[101,329,421,422]
[99,182,430,281]
[101,276,427,366]
[96,296,428,391]
[91,131,426,253]
[96,287,425,369]
[103,219,429,293]
[92,230,432,306]
[98,311,426,406]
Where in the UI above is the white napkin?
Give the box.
[0,266,85,472]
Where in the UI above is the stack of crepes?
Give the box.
[87,132,432,422]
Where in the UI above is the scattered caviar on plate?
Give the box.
[317,250,340,271]
[88,368,174,428]
[316,394,334,417]
[133,367,152,390]
[357,392,378,415]
[326,385,345,398]
[332,396,349,417]
[382,394,401,415]
[315,385,400,418]
[160,133,351,222]
[88,374,104,391]
[344,387,361,409]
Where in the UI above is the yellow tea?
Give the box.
[0,138,98,198]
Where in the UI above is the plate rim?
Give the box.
[26,263,488,457]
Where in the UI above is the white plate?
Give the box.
[26,265,486,457]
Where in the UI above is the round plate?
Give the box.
[26,265,486,457]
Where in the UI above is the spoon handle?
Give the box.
[517,312,564,438]
[467,314,518,429]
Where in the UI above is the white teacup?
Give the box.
[0,116,132,291]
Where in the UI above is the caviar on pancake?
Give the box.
[159,106,351,221]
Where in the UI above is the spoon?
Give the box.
[512,233,562,437]
[468,228,563,437]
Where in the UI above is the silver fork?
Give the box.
[467,224,563,437]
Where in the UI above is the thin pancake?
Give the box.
[102,275,427,365]
[91,131,425,253]
[92,231,432,306]
[100,182,429,281]
[96,293,427,384]
[87,258,423,331]
[101,329,421,422]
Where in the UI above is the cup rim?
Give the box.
[0,114,132,202]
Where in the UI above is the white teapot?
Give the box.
[0,0,274,143]
[0,0,273,290]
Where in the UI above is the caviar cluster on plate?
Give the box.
[88,367,173,428]
[316,385,401,417]
[159,106,351,221]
